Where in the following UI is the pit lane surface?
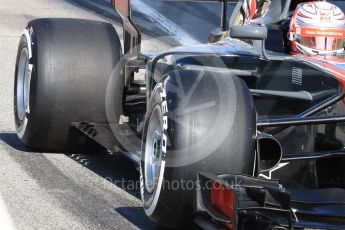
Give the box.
[0,0,176,229]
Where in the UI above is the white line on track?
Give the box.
[0,195,15,230]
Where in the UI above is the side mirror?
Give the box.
[230,25,267,40]
[230,25,268,59]
[112,0,130,18]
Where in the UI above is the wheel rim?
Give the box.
[16,47,30,121]
[144,105,164,194]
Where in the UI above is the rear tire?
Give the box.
[140,70,256,228]
[14,18,123,152]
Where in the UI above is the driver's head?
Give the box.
[289,1,345,55]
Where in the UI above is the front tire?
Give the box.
[140,70,256,228]
[14,18,123,152]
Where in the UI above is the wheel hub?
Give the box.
[144,105,164,194]
[16,47,31,121]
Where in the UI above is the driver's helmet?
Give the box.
[289,1,345,55]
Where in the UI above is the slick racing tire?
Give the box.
[140,69,256,228]
[14,18,123,152]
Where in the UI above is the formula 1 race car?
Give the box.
[13,0,345,229]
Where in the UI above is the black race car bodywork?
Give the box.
[14,0,345,229]
[145,35,345,228]
[105,0,345,229]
